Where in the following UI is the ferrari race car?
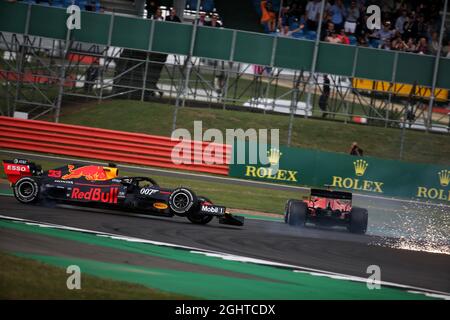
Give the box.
[284,188,368,234]
[2,159,244,226]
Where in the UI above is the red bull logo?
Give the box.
[62,165,108,181]
[70,187,118,203]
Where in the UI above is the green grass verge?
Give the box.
[0,251,189,299]
[57,100,450,165]
[0,220,437,300]
[0,159,298,214]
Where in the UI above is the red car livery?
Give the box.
[284,188,368,234]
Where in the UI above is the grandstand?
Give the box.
[0,0,449,136]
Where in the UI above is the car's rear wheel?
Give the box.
[168,187,197,215]
[348,207,368,234]
[284,199,294,223]
[286,200,308,227]
[13,177,40,204]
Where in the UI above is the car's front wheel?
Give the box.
[168,187,197,216]
[187,196,214,225]
[13,177,40,204]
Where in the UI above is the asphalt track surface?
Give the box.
[1,196,450,294]
[1,150,449,294]
[2,150,449,240]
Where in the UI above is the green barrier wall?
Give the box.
[1,2,449,89]
[229,142,450,202]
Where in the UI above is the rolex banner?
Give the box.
[228,142,450,202]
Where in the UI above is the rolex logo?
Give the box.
[438,170,450,187]
[354,159,368,176]
[267,148,282,165]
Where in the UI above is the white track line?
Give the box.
[2,150,449,208]
[0,214,449,299]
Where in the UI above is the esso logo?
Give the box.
[7,165,28,172]
[140,188,159,196]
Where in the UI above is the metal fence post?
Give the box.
[55,24,71,123]
[100,13,114,102]
[287,71,299,147]
[387,51,398,127]
[349,46,359,124]
[181,0,201,108]
[426,0,448,131]
[263,35,278,113]
[305,0,325,115]
[221,30,237,110]
[172,0,200,132]
[141,19,154,101]
[13,3,32,117]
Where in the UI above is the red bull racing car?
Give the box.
[284,188,368,234]
[2,159,244,226]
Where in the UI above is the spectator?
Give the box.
[146,0,159,19]
[416,36,429,54]
[404,37,417,53]
[151,7,164,21]
[322,21,336,41]
[391,32,407,51]
[429,31,440,55]
[165,8,181,23]
[338,29,350,44]
[196,12,207,26]
[349,142,364,156]
[278,5,290,33]
[85,0,97,11]
[442,39,450,57]
[271,0,445,57]
[305,0,322,31]
[288,2,304,25]
[208,14,222,28]
[395,10,408,35]
[416,15,428,38]
[260,1,276,33]
[357,34,369,47]
[376,21,395,48]
[329,0,345,31]
[344,1,360,34]
[354,13,372,43]
[326,31,342,44]
[403,11,418,40]
[290,17,305,37]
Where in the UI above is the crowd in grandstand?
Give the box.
[260,0,450,57]
[8,0,448,57]
[147,0,221,26]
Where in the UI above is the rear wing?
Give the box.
[310,188,352,200]
[2,159,42,184]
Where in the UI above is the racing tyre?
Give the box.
[286,200,307,227]
[187,196,214,225]
[348,207,368,234]
[13,177,40,204]
[284,199,295,223]
[169,187,197,215]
